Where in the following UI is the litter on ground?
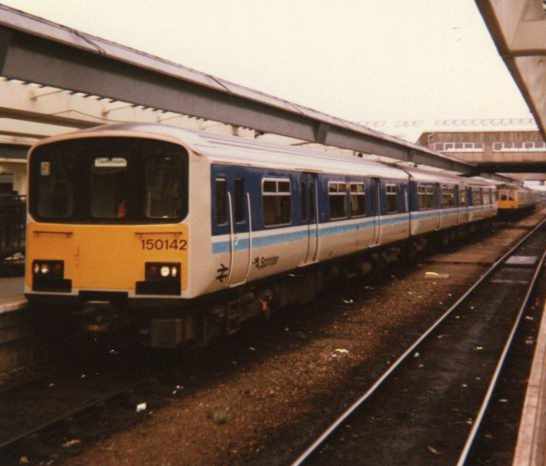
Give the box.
[425,271,450,279]
[62,439,81,448]
[136,402,147,413]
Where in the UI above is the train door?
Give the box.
[227,176,251,286]
[301,173,319,265]
[370,178,382,246]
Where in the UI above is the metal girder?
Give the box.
[476,0,546,141]
[509,172,546,180]
[0,118,66,139]
[0,142,28,159]
[0,4,473,173]
[0,78,156,128]
[467,161,546,172]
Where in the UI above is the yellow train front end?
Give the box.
[25,131,190,307]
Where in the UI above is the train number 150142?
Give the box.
[140,238,187,251]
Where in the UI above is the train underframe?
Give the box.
[497,204,536,220]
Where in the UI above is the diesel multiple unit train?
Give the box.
[497,183,537,215]
[25,123,514,346]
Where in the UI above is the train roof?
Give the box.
[97,125,407,179]
[44,123,410,180]
[404,167,463,185]
[35,123,494,187]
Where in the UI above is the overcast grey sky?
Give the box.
[1,0,533,126]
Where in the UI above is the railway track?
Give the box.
[0,334,159,465]
[0,215,542,465]
[292,217,546,466]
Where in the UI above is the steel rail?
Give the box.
[291,216,546,466]
[0,380,146,450]
[455,247,546,465]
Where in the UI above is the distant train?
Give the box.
[497,183,538,215]
[25,124,502,346]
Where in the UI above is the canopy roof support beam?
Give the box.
[0,4,472,173]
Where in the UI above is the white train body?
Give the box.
[25,124,497,306]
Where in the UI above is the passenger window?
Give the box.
[385,184,399,214]
[328,181,348,219]
[459,186,467,206]
[441,185,456,208]
[418,184,435,210]
[350,183,365,217]
[262,178,291,227]
[234,178,245,223]
[484,189,491,204]
[215,178,228,225]
[472,188,482,205]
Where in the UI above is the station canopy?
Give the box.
[0,3,518,181]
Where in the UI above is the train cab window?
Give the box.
[144,155,184,219]
[30,138,188,223]
[328,182,348,219]
[459,186,467,206]
[91,157,129,219]
[350,183,365,217]
[215,178,228,225]
[441,185,456,208]
[385,184,399,214]
[472,188,483,205]
[35,155,76,219]
[262,178,291,227]
[417,184,435,210]
[234,178,245,223]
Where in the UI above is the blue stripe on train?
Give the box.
[211,207,492,254]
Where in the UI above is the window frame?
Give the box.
[214,177,229,226]
[349,181,366,218]
[459,185,467,206]
[261,177,292,228]
[440,184,456,208]
[328,181,349,220]
[471,187,483,206]
[417,183,436,210]
[384,183,400,215]
[30,138,189,224]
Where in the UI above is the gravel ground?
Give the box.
[302,221,546,466]
[35,211,545,466]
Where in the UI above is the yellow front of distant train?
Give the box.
[497,184,537,214]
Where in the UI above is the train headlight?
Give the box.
[31,260,71,293]
[32,260,64,278]
[145,262,181,281]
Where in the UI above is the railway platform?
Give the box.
[0,276,25,315]
[513,298,546,466]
